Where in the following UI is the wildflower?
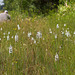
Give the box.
[59,46,61,49]
[11,36,13,39]
[64,24,66,26]
[17,24,19,27]
[36,31,42,39]
[17,26,20,30]
[55,34,57,39]
[49,28,52,34]
[31,37,34,41]
[15,28,17,30]
[16,61,17,63]
[13,28,17,30]
[15,33,18,42]
[74,31,75,35]
[7,35,9,40]
[8,32,10,35]
[61,31,64,34]
[28,32,31,38]
[18,26,20,30]
[0,38,1,40]
[3,33,5,35]
[55,52,59,61]
[17,24,20,30]
[34,40,36,44]
[65,30,71,37]
[56,24,59,28]
[9,44,13,53]
[1,28,2,31]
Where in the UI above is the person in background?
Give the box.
[0,10,11,22]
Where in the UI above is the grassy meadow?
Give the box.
[0,8,75,75]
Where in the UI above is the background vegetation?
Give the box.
[2,0,70,14]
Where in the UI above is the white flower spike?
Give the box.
[56,24,59,28]
[64,24,66,26]
[74,31,75,35]
[17,24,20,30]
[28,32,32,38]
[36,31,42,39]
[55,34,57,39]
[15,33,18,42]
[7,35,9,40]
[9,44,13,54]
[55,52,59,61]
[1,28,2,31]
[65,30,71,37]
[49,28,52,34]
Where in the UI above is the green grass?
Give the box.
[0,10,75,75]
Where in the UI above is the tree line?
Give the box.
[3,0,74,14]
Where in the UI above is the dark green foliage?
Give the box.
[3,0,75,14]
[3,0,60,14]
[33,0,59,14]
[3,0,14,10]
[3,0,75,15]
